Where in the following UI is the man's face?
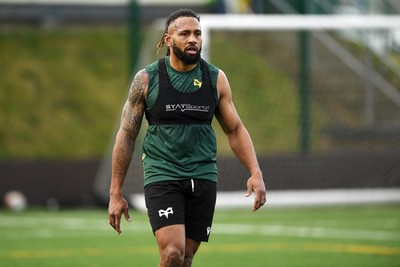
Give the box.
[166,17,202,65]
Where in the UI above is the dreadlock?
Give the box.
[156,9,200,56]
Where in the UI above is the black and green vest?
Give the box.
[142,57,219,186]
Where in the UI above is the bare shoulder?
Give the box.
[135,68,149,83]
[217,68,227,81]
[216,68,232,98]
[130,69,149,96]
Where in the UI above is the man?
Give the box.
[108,8,266,267]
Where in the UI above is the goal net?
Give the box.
[93,14,400,207]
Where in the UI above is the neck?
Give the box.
[169,54,197,72]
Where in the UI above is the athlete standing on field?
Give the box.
[108,9,266,267]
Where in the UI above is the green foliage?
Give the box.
[2,26,303,159]
[0,26,130,159]
[0,27,330,159]
[210,32,301,154]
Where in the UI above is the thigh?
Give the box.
[155,224,186,251]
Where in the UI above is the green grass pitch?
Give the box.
[1,204,399,267]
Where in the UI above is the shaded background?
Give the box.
[1,0,399,208]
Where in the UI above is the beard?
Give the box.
[172,43,201,65]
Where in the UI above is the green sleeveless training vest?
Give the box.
[142,57,219,186]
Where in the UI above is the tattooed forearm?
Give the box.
[110,69,147,181]
[120,69,147,139]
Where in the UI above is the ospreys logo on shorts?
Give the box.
[158,207,173,219]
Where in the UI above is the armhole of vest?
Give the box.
[214,69,219,104]
[202,59,219,105]
[152,58,166,109]
[145,60,163,111]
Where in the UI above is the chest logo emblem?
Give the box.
[194,79,202,88]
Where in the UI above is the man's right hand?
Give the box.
[108,195,131,235]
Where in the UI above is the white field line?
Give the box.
[131,189,400,211]
[0,216,399,241]
[0,216,151,239]
[212,224,400,241]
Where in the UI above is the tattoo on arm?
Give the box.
[120,69,147,139]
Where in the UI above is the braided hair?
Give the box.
[156,9,200,56]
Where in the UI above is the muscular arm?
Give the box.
[108,69,148,234]
[215,70,266,211]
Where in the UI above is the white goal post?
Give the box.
[196,14,400,60]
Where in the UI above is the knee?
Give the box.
[161,245,185,267]
[183,253,194,267]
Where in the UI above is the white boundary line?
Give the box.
[1,214,399,241]
[130,188,400,211]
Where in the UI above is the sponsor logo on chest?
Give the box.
[165,103,210,113]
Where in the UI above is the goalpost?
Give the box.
[93,14,400,209]
[199,15,400,60]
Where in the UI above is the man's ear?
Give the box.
[164,33,171,48]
